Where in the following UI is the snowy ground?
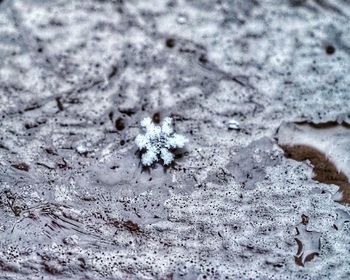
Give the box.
[0,0,350,279]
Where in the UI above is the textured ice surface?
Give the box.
[0,0,350,279]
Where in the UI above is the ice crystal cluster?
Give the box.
[135,117,188,166]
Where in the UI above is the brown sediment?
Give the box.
[294,121,350,129]
[280,144,350,204]
[294,250,319,267]
[11,162,30,172]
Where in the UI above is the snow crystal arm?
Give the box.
[135,134,148,150]
[142,148,158,166]
[167,134,188,149]
[161,117,174,135]
[160,148,174,165]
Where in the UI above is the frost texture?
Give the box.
[135,117,188,166]
[1,0,350,279]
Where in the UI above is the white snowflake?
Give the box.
[135,117,188,166]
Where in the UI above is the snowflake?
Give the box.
[135,117,188,166]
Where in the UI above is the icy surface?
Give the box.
[0,0,350,279]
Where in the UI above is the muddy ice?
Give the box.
[0,0,350,279]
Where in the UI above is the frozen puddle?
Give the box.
[294,215,321,266]
[277,121,350,267]
[278,121,350,204]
